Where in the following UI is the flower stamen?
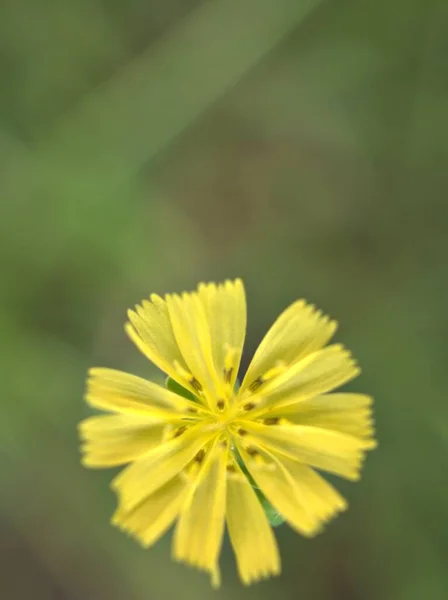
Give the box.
[223,367,233,383]
[216,399,225,411]
[263,417,280,425]
[223,345,239,385]
[248,362,288,392]
[190,377,203,393]
[173,425,188,438]
[248,377,263,392]
[194,449,206,463]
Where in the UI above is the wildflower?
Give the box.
[79,279,375,586]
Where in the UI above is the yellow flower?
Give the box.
[79,279,376,587]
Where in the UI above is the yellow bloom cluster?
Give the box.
[79,280,375,586]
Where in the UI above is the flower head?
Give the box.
[79,279,375,586]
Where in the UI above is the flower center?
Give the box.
[214,405,238,428]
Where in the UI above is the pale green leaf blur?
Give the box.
[1,0,447,598]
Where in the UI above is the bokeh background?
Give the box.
[1,0,447,598]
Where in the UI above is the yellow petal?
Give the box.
[165,292,222,407]
[79,414,165,468]
[275,457,347,522]
[239,446,347,536]
[281,393,375,440]
[112,425,213,512]
[247,345,360,411]
[240,420,375,481]
[241,300,337,393]
[113,476,187,547]
[126,293,193,390]
[86,368,201,419]
[226,464,280,585]
[197,279,246,389]
[237,446,316,536]
[173,438,227,583]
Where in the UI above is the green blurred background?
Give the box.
[1,0,447,598]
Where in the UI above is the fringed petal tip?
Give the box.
[240,564,281,586]
[173,552,280,588]
[197,277,243,291]
[84,367,100,393]
[171,552,222,588]
[211,566,221,589]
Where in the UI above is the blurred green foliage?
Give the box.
[1,0,447,598]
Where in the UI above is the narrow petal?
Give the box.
[240,421,375,480]
[197,279,246,388]
[245,345,360,412]
[112,425,213,512]
[274,457,347,523]
[241,300,337,393]
[166,292,223,407]
[113,476,188,547]
[280,393,375,440]
[125,293,194,390]
[226,464,280,584]
[79,415,165,468]
[239,446,347,536]
[86,368,202,419]
[237,446,316,535]
[173,439,227,584]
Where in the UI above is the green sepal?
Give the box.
[234,448,285,528]
[258,495,285,527]
[165,376,197,401]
